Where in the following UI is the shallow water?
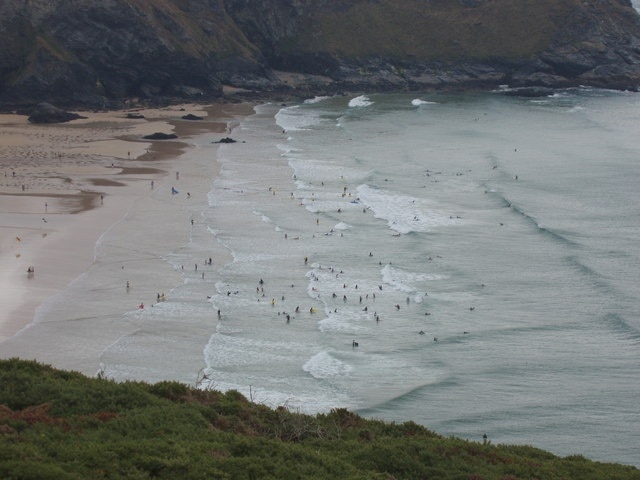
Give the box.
[120,89,640,465]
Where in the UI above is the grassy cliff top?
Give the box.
[283,0,634,60]
[1,359,638,479]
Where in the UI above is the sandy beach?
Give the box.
[0,101,252,379]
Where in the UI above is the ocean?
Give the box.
[127,89,640,465]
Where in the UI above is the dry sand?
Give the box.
[0,102,253,379]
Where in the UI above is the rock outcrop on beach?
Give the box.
[27,103,86,124]
[142,132,178,140]
[2,0,640,108]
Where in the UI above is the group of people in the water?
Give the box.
[210,252,465,348]
[151,172,474,348]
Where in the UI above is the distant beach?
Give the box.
[0,101,252,377]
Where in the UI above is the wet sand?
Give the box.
[0,102,252,380]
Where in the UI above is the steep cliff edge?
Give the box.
[0,0,267,108]
[2,0,640,108]
[225,0,640,91]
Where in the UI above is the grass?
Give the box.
[1,358,639,479]
[284,0,584,61]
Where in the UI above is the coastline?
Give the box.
[0,101,253,378]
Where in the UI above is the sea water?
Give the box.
[127,90,640,465]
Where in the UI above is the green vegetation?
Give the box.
[1,359,638,479]
[287,0,580,61]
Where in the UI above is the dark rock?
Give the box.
[182,114,204,120]
[499,86,556,98]
[27,103,86,123]
[2,0,640,108]
[213,137,237,143]
[143,132,178,140]
[126,113,145,119]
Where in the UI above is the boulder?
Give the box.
[143,132,178,140]
[213,137,237,143]
[28,103,86,124]
[500,86,555,98]
[182,114,204,120]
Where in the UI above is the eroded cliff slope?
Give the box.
[2,0,640,107]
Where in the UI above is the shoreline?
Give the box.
[0,102,253,374]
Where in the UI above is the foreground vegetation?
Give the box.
[0,359,638,480]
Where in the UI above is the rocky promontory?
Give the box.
[2,0,640,108]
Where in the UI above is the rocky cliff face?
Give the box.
[0,0,266,108]
[2,0,640,108]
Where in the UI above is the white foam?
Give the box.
[317,310,370,334]
[304,199,353,214]
[204,332,305,368]
[356,184,460,234]
[348,95,374,108]
[303,351,353,378]
[198,376,353,414]
[305,267,351,299]
[288,158,369,185]
[411,98,437,106]
[275,105,323,131]
[381,264,444,295]
[304,96,331,104]
[253,210,272,223]
[229,251,290,264]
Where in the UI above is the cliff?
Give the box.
[2,0,640,108]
